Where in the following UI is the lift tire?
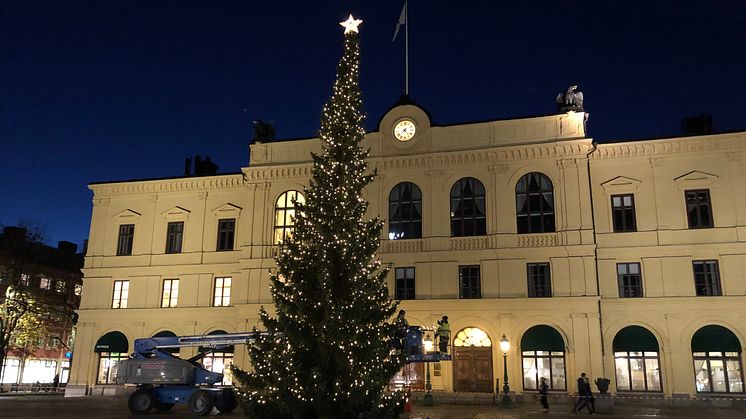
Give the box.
[215,389,239,413]
[188,390,215,416]
[128,389,155,414]
[154,402,175,412]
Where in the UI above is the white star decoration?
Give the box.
[339,14,362,34]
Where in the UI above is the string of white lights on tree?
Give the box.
[232,14,405,418]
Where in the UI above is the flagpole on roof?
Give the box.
[405,0,409,95]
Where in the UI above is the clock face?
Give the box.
[394,119,416,142]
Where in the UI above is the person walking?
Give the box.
[572,373,593,414]
[584,375,596,414]
[539,377,549,413]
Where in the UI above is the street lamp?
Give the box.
[499,334,512,407]
[423,333,434,406]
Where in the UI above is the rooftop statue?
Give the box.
[556,85,584,112]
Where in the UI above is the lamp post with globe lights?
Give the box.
[499,334,513,407]
[423,333,435,406]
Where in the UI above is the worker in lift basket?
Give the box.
[435,316,450,353]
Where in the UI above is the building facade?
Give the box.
[65,102,746,401]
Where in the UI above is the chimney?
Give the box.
[681,114,713,136]
[184,158,192,176]
[194,155,218,176]
[57,241,78,255]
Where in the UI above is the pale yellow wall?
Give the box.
[67,106,746,399]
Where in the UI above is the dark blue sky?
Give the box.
[1,1,744,248]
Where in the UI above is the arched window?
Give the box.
[521,325,566,391]
[516,172,555,234]
[274,190,305,244]
[199,330,234,385]
[450,178,486,237]
[692,325,743,393]
[152,330,179,356]
[94,331,128,384]
[613,326,661,392]
[454,327,492,347]
[389,182,422,240]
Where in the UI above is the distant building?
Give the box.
[66,99,746,403]
[0,226,83,389]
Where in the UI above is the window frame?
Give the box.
[458,265,481,299]
[527,263,552,298]
[611,194,637,232]
[165,221,184,254]
[521,350,567,391]
[389,182,423,240]
[213,277,232,307]
[450,178,486,237]
[216,218,235,251]
[617,263,643,298]
[274,191,305,244]
[116,224,135,256]
[111,280,129,309]
[685,189,714,229]
[96,352,127,384]
[395,267,416,300]
[693,351,743,393]
[614,351,662,392]
[161,279,179,308]
[693,260,721,296]
[516,172,555,234]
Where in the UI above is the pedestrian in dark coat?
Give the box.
[584,376,596,414]
[572,373,593,414]
[539,377,549,413]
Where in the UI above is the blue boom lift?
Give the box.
[118,326,449,415]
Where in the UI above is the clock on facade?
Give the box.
[393,119,416,142]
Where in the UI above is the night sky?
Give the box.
[1,1,744,249]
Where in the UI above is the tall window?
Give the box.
[527,263,551,297]
[165,221,184,254]
[450,178,486,237]
[521,325,566,391]
[213,277,231,307]
[613,326,662,392]
[611,194,637,232]
[117,224,134,256]
[617,263,643,298]
[200,331,234,385]
[216,218,235,251]
[111,280,129,309]
[39,277,51,290]
[516,172,555,234]
[459,265,481,299]
[395,267,415,300]
[686,189,713,228]
[389,182,422,240]
[274,191,305,244]
[692,325,743,393]
[97,352,128,384]
[693,260,721,296]
[161,279,179,308]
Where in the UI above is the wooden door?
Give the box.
[453,346,493,392]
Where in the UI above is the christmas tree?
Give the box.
[233,15,404,418]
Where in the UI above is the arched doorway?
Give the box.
[94,331,128,385]
[521,325,566,391]
[453,327,493,392]
[692,325,743,393]
[613,326,661,392]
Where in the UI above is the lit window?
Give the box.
[112,280,129,309]
[74,284,82,296]
[97,352,127,384]
[55,280,65,293]
[39,277,51,290]
[213,277,231,307]
[274,191,305,244]
[161,279,179,308]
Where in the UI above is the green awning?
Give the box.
[153,330,179,354]
[521,325,565,352]
[613,326,658,352]
[94,331,128,353]
[692,325,741,352]
[199,330,234,353]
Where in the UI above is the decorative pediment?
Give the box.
[674,170,718,189]
[162,206,191,221]
[600,176,642,194]
[211,203,242,218]
[113,209,142,224]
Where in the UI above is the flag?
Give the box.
[392,1,406,41]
